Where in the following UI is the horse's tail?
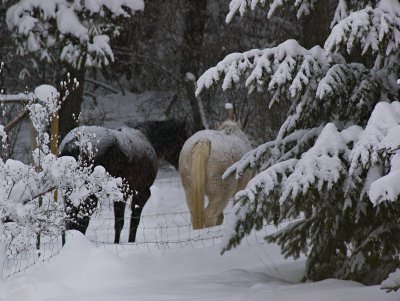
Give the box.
[190,139,211,229]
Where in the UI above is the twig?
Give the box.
[85,78,119,94]
[110,69,126,96]
[112,50,181,82]
[164,94,178,117]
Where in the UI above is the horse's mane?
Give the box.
[217,120,241,135]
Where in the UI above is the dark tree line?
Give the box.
[1,0,302,150]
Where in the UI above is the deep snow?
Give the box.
[3,91,400,300]
[1,167,398,301]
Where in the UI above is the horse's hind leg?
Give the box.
[216,213,224,225]
[128,187,151,242]
[204,194,229,228]
[204,201,222,227]
[113,200,126,243]
[128,205,143,243]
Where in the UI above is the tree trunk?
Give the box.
[180,0,208,132]
[58,66,86,143]
[301,0,330,49]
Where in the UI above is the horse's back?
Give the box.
[60,126,158,188]
[59,126,117,158]
[180,129,251,171]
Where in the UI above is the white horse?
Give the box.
[179,120,252,229]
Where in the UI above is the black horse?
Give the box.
[59,119,188,243]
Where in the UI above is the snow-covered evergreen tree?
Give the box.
[5,0,144,139]
[6,0,144,69]
[197,0,400,285]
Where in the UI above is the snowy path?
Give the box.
[1,167,399,301]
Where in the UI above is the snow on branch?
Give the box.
[218,0,400,285]
[331,0,349,27]
[316,63,383,123]
[0,81,125,257]
[226,0,320,23]
[350,102,400,175]
[223,126,323,179]
[223,123,359,251]
[316,63,368,100]
[0,93,35,103]
[366,102,400,204]
[369,154,400,205]
[196,39,341,106]
[279,123,350,203]
[81,0,144,16]
[222,158,298,251]
[325,0,400,57]
[6,0,144,69]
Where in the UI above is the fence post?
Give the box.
[34,85,66,247]
[49,95,65,245]
[31,122,41,253]
[0,223,6,283]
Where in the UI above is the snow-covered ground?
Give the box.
[3,92,399,300]
[1,166,398,301]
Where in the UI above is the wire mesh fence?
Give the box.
[1,174,302,279]
[1,208,301,279]
[2,235,64,279]
[86,210,276,249]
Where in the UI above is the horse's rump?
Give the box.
[179,121,252,229]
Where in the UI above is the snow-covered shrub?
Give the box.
[197,0,400,285]
[0,76,124,279]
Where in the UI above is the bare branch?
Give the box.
[85,79,119,94]
[4,110,28,132]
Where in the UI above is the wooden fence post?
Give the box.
[225,103,234,120]
[34,85,65,245]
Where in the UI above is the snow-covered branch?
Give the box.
[6,0,144,69]
[0,82,125,263]
[223,126,323,179]
[325,1,400,58]
[196,40,341,105]
[214,0,400,287]
[226,0,322,23]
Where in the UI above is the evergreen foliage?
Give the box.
[198,0,400,287]
[4,0,145,141]
[5,0,144,69]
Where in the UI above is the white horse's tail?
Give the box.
[190,139,211,229]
